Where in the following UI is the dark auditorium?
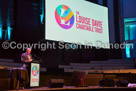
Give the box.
[0,0,136,91]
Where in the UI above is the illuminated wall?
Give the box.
[124,18,136,58]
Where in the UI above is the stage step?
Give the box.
[70,63,134,66]
[59,65,134,69]
[64,69,136,73]
[0,62,22,67]
[90,59,134,64]
[59,66,133,70]
[0,59,14,63]
[59,59,135,73]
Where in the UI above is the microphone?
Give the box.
[31,54,43,63]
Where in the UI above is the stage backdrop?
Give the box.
[45,0,109,48]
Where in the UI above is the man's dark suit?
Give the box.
[21,52,32,88]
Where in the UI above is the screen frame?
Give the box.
[44,0,110,49]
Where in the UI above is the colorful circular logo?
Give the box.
[32,65,39,76]
[55,5,74,29]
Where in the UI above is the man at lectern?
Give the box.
[21,48,33,68]
[21,48,33,88]
[21,48,33,77]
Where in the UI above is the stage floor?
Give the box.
[7,86,136,91]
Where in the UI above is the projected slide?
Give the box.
[45,0,109,48]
